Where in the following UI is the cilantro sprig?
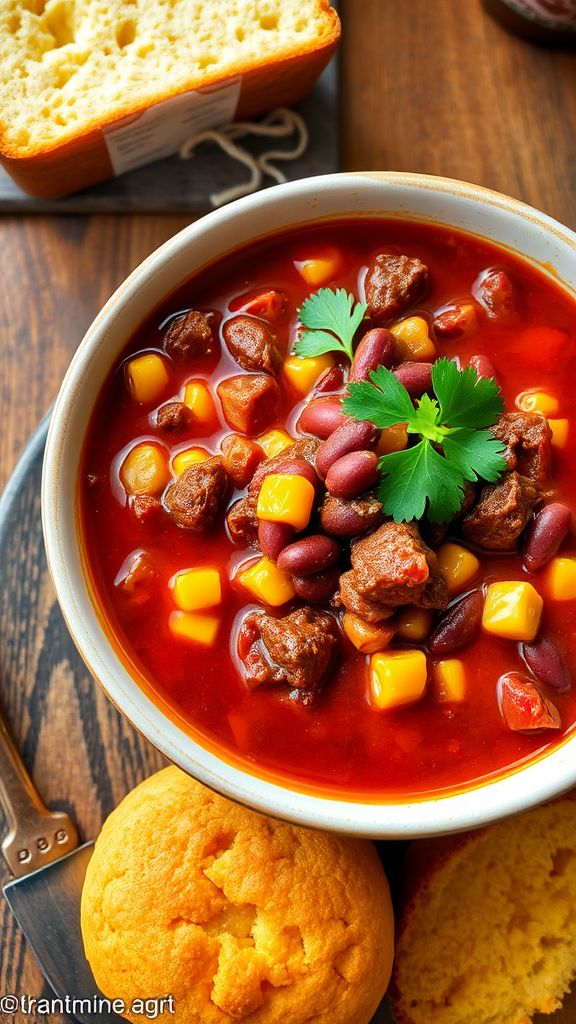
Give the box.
[343,358,508,524]
[295,288,367,361]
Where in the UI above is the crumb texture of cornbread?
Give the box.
[81,767,393,1024]
[390,797,576,1024]
[0,0,339,156]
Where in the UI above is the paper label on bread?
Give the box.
[102,77,241,176]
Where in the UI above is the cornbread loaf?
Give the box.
[81,767,394,1024]
[390,797,576,1024]
[0,0,340,198]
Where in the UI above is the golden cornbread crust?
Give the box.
[390,796,576,1024]
[0,0,340,197]
[81,767,394,1024]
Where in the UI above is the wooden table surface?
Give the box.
[0,1,575,1020]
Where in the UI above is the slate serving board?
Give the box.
[0,58,339,215]
[0,417,570,1023]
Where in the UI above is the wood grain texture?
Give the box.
[341,0,576,227]
[0,0,574,1020]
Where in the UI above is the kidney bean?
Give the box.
[258,521,294,560]
[292,567,341,603]
[393,361,432,396]
[296,397,347,439]
[522,637,572,695]
[267,456,320,491]
[320,494,383,537]
[523,502,571,572]
[428,590,483,654]
[313,365,344,394]
[326,450,379,499]
[316,419,379,479]
[469,354,498,380]
[498,672,561,732]
[277,535,340,576]
[349,328,395,382]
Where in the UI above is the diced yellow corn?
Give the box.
[295,248,342,286]
[433,660,466,703]
[171,447,209,476]
[377,424,409,455]
[516,390,559,416]
[437,543,481,595]
[236,557,296,607]
[545,557,576,601]
[482,581,543,641]
[395,607,433,642]
[169,611,220,646]
[391,317,437,361]
[120,443,170,496]
[283,354,335,396]
[257,429,294,458]
[125,353,169,404]
[171,567,222,612]
[342,612,395,654]
[549,418,569,449]
[183,380,217,424]
[369,650,428,711]
[256,473,315,531]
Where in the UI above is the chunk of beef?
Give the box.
[225,439,321,550]
[223,315,283,375]
[217,374,280,434]
[130,495,163,524]
[472,268,517,324]
[337,571,395,622]
[163,310,216,362]
[462,471,540,551]
[492,412,552,486]
[226,497,257,547]
[165,456,229,531]
[156,401,191,434]
[221,433,264,489]
[365,253,429,322]
[238,608,338,699]
[349,522,448,608]
[115,550,158,604]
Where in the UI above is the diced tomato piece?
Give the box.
[234,288,290,324]
[498,672,561,732]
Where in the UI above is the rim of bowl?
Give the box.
[42,171,576,838]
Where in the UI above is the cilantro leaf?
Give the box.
[432,357,504,428]
[443,427,508,482]
[344,357,507,524]
[295,288,366,361]
[343,365,415,428]
[377,442,466,524]
[293,329,348,359]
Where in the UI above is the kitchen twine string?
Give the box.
[179,107,309,207]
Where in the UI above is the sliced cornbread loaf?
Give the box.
[390,797,576,1024]
[0,0,339,197]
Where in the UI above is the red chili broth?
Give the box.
[80,218,576,799]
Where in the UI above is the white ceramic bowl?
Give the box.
[42,171,576,837]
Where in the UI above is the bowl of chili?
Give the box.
[42,172,576,837]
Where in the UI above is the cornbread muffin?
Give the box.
[81,767,394,1023]
[0,0,339,197]
[390,797,576,1024]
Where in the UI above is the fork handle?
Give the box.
[0,702,78,878]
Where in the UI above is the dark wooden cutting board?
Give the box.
[0,418,570,1023]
